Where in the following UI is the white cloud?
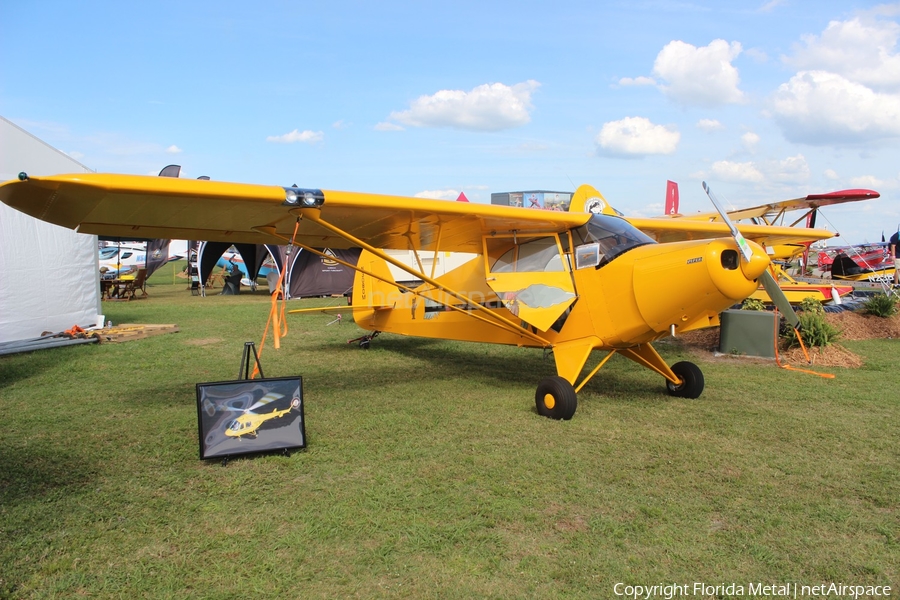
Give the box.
[868,4,900,18]
[785,17,900,92]
[595,116,680,156]
[772,13,900,145]
[166,145,182,154]
[709,160,765,183]
[387,80,540,131]
[332,120,351,130]
[652,39,745,107]
[266,129,324,143]
[824,168,840,180]
[850,174,885,187]
[414,189,460,200]
[741,131,760,150]
[769,154,811,183]
[770,70,900,143]
[703,154,810,185]
[696,118,724,132]
[618,76,656,86]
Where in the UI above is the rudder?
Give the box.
[352,249,402,308]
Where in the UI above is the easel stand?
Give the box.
[222,342,265,467]
[238,341,264,380]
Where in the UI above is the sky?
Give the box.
[2,0,899,245]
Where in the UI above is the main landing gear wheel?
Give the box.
[535,376,577,420]
[666,361,704,399]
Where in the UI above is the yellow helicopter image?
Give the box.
[223,393,302,439]
[0,172,834,420]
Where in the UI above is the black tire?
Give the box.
[535,376,578,420]
[666,361,704,399]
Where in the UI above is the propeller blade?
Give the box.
[760,269,800,329]
[702,181,802,329]
[702,181,754,262]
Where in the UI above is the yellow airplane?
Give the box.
[223,393,301,438]
[0,172,834,419]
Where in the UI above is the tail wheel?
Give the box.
[666,361,704,398]
[535,376,577,420]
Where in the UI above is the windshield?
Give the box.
[572,214,655,268]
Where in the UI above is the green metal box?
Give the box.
[718,309,777,359]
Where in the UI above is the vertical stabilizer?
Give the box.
[665,180,679,215]
[351,250,401,309]
[568,184,620,215]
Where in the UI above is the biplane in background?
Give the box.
[818,243,895,283]
[662,182,879,303]
[0,173,833,419]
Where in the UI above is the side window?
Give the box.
[574,243,600,269]
[487,236,565,273]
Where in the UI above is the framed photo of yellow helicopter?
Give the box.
[195,376,305,460]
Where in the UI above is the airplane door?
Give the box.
[483,234,576,332]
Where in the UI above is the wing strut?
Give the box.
[258,220,551,347]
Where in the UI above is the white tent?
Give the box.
[0,116,103,343]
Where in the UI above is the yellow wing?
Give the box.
[0,173,587,252]
[626,216,834,246]
[0,174,833,252]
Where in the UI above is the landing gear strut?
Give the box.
[535,376,578,420]
[348,331,380,349]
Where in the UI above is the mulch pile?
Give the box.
[678,310,900,368]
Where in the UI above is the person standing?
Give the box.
[890,228,900,286]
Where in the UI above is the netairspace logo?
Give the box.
[612,582,893,599]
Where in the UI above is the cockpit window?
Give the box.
[490,236,565,273]
[572,214,655,268]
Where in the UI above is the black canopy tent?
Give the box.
[197,242,280,295]
[195,243,361,298]
[281,247,361,299]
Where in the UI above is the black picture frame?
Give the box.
[196,376,305,460]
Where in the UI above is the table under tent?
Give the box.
[195,242,361,298]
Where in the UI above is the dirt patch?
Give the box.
[778,343,865,368]
[824,310,900,340]
[678,310,900,369]
[679,328,721,352]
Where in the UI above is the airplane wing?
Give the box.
[0,173,588,252]
[0,173,833,252]
[678,189,880,224]
[625,216,833,246]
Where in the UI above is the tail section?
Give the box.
[351,250,401,309]
[568,184,621,216]
[665,180,680,215]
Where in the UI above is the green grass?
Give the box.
[1,263,897,598]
